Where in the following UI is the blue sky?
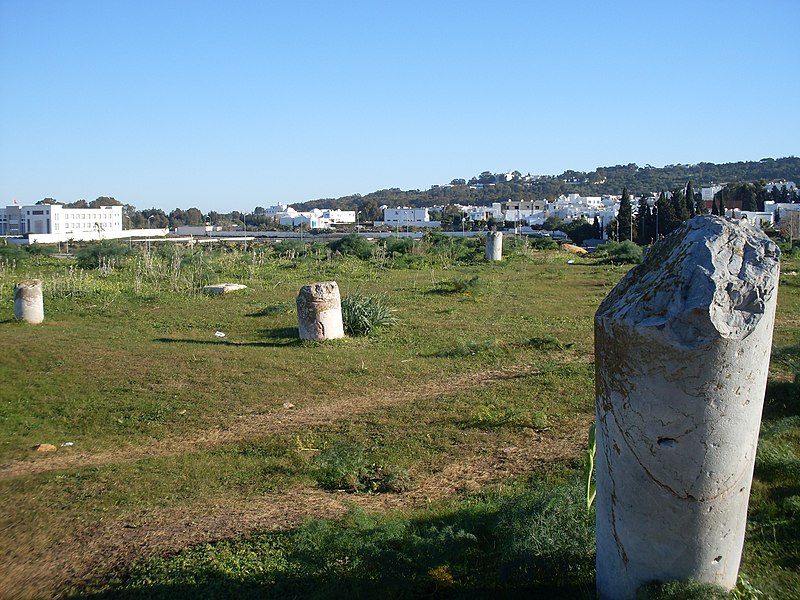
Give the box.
[1,0,798,214]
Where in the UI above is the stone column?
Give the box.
[14,279,45,324]
[296,281,345,341]
[594,216,780,599]
[486,231,502,261]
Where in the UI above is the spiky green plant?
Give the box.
[341,293,397,336]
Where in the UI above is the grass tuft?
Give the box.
[340,293,397,336]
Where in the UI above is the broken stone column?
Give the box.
[296,281,345,341]
[485,231,502,261]
[594,216,780,599]
[14,279,45,324]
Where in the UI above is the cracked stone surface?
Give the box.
[296,281,345,341]
[594,216,780,599]
[486,231,503,261]
[14,279,44,324]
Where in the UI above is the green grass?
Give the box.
[0,242,798,599]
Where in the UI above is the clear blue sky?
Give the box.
[1,0,798,214]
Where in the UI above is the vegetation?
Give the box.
[0,236,797,599]
[340,293,397,336]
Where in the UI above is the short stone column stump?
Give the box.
[485,231,503,261]
[14,279,45,324]
[296,281,345,341]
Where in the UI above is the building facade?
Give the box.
[0,203,124,240]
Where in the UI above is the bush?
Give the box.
[595,240,642,265]
[75,240,135,269]
[529,236,559,250]
[0,242,26,263]
[328,234,374,260]
[311,442,410,493]
[384,237,415,256]
[341,294,397,336]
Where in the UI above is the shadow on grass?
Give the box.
[155,327,301,348]
[70,475,597,600]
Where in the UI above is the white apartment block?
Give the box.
[382,207,431,225]
[0,203,123,240]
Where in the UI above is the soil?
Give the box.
[0,364,592,599]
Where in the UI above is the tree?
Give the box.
[657,190,680,236]
[617,188,634,241]
[671,187,690,223]
[37,197,60,205]
[685,181,696,217]
[184,207,205,226]
[91,196,122,207]
[450,178,466,186]
[637,197,653,245]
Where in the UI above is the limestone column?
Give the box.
[486,231,502,261]
[594,216,780,599]
[14,279,45,324]
[296,281,345,341]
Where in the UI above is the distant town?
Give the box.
[2,158,799,247]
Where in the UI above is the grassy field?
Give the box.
[0,237,798,599]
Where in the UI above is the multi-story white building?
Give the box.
[380,207,441,228]
[0,203,123,240]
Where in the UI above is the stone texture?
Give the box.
[594,216,780,599]
[14,279,44,324]
[202,283,247,294]
[296,281,345,341]
[485,231,503,261]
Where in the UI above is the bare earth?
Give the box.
[0,364,591,599]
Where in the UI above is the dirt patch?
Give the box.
[0,365,537,480]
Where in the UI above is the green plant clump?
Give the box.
[595,240,642,265]
[340,293,397,336]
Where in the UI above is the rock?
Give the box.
[561,243,589,255]
[282,402,295,409]
[594,216,780,599]
[34,443,57,453]
[203,283,247,294]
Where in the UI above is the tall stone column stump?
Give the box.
[486,231,502,261]
[14,279,45,324]
[296,281,345,341]
[594,216,780,599]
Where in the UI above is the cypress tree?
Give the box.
[657,190,680,236]
[711,196,719,216]
[686,181,696,217]
[617,188,634,242]
[672,187,690,223]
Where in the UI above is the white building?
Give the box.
[1,203,123,240]
[378,207,440,228]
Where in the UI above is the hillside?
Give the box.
[293,156,800,220]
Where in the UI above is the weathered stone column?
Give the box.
[296,281,345,341]
[486,231,502,261]
[14,279,45,324]
[594,216,780,599]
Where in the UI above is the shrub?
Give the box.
[432,275,487,297]
[311,442,410,493]
[328,234,374,260]
[76,240,135,269]
[341,294,397,336]
[384,237,415,256]
[595,240,642,265]
[0,242,26,263]
[529,236,559,250]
